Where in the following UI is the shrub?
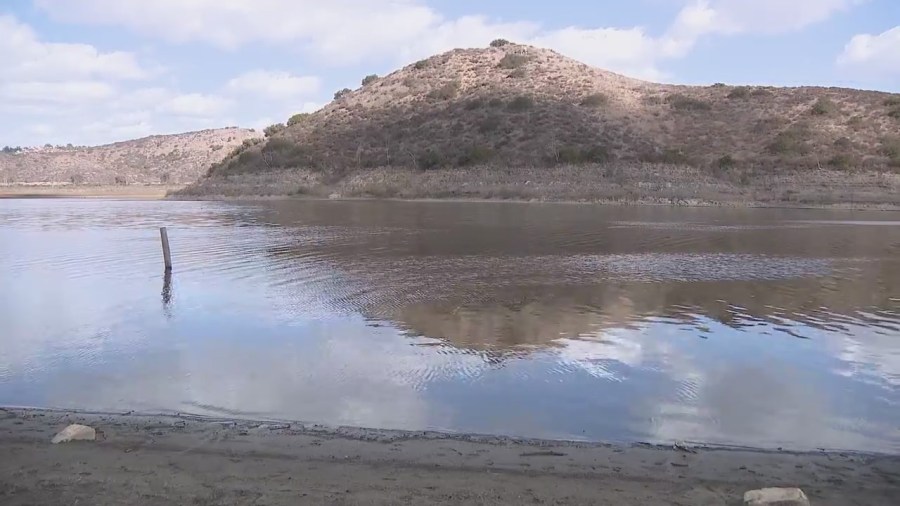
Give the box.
[465,98,486,110]
[666,93,711,111]
[888,107,900,120]
[242,138,263,148]
[882,138,900,167]
[580,93,609,108]
[712,82,726,88]
[828,154,853,169]
[263,123,286,137]
[727,87,750,99]
[457,144,494,166]
[498,53,530,69]
[487,97,504,108]
[490,39,511,48]
[333,88,352,100]
[717,154,736,169]
[750,88,773,97]
[507,95,534,112]
[427,79,461,100]
[417,149,444,170]
[287,113,311,126]
[478,115,502,133]
[414,59,429,70]
[884,96,900,107]
[554,145,610,164]
[833,137,852,149]
[507,68,526,79]
[659,148,690,164]
[768,128,809,155]
[361,74,379,86]
[811,97,837,116]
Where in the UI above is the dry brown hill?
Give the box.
[210,44,899,174]
[0,127,262,185]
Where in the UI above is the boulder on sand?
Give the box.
[51,424,96,444]
[744,487,810,506]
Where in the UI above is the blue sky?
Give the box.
[2,0,898,146]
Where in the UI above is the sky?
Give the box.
[1,0,898,147]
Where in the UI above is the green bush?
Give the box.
[580,93,609,108]
[361,74,379,86]
[498,53,530,69]
[727,87,750,99]
[478,115,502,133]
[263,123,285,137]
[287,113,311,126]
[487,97,504,108]
[333,88,352,100]
[414,59,429,70]
[507,95,534,112]
[427,79,461,100]
[666,94,711,111]
[490,39,511,48]
[768,128,809,155]
[884,96,900,107]
[811,97,837,116]
[717,154,736,169]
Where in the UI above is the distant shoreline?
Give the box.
[170,165,900,211]
[0,184,183,199]
[2,406,898,505]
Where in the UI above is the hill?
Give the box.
[0,128,261,186]
[183,45,898,204]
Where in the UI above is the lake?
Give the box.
[1,199,898,453]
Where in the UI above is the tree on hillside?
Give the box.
[264,123,286,137]
[361,74,379,86]
[334,88,352,100]
[287,113,311,126]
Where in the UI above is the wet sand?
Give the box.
[1,408,898,505]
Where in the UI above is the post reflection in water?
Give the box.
[0,199,898,453]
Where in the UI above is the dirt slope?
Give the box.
[0,128,262,185]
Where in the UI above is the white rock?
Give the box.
[51,424,96,444]
[744,487,810,506]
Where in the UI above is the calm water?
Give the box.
[1,199,899,452]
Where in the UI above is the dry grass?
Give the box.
[0,128,261,185]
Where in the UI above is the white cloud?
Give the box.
[531,27,667,81]
[158,92,234,117]
[837,26,900,76]
[226,71,321,100]
[0,81,116,103]
[0,14,146,81]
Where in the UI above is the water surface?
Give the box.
[1,199,898,452]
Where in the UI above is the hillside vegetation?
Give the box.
[189,44,896,204]
[1,128,261,185]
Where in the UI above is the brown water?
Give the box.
[1,199,899,452]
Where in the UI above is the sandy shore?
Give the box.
[1,408,898,505]
[0,185,182,199]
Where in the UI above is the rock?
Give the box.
[743,487,810,506]
[51,424,96,444]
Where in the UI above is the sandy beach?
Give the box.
[1,408,898,505]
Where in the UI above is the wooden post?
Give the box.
[160,227,172,271]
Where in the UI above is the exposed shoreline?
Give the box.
[172,165,900,210]
[0,184,182,200]
[2,407,899,505]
